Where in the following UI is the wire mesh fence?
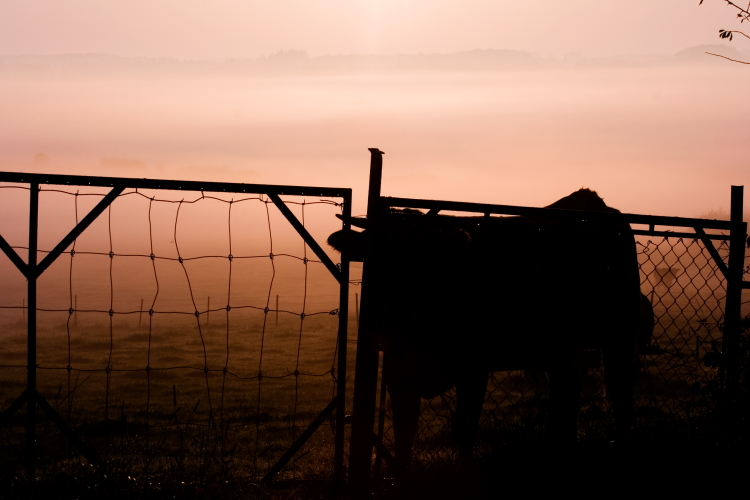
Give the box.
[370,225,748,474]
[0,178,355,487]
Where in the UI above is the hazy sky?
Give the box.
[0,1,742,59]
[1,0,748,220]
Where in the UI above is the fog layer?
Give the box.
[1,51,748,218]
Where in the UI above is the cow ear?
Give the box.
[335,213,369,229]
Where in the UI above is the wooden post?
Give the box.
[355,293,359,328]
[373,352,388,480]
[724,185,746,395]
[138,298,144,327]
[349,148,385,497]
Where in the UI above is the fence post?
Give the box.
[334,191,352,484]
[26,182,39,480]
[349,148,384,497]
[724,185,746,396]
[373,352,388,480]
[138,298,144,327]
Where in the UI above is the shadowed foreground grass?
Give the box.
[0,312,354,499]
[3,419,748,500]
[0,308,746,499]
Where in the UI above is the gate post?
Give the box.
[724,185,746,396]
[334,190,352,483]
[26,183,39,480]
[349,148,384,497]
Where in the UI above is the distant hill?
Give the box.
[673,44,750,64]
[1,45,748,77]
[0,49,542,77]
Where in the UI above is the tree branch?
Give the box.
[702,0,750,23]
[723,1,750,22]
[733,29,750,39]
[706,51,750,63]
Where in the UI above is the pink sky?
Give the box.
[0,1,742,59]
[0,0,748,219]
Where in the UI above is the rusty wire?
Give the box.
[0,184,347,480]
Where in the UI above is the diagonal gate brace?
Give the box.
[694,227,730,279]
[0,184,125,279]
[268,193,342,283]
[0,233,29,278]
[34,390,104,469]
[35,185,125,277]
[0,388,30,429]
[263,396,339,484]
[0,183,123,474]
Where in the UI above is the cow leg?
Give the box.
[601,342,635,440]
[386,371,421,473]
[546,360,581,446]
[454,369,489,460]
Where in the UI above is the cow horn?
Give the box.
[335,213,369,229]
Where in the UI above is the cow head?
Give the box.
[327,209,471,262]
[327,220,367,262]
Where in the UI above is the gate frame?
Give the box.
[0,171,352,485]
[348,153,748,495]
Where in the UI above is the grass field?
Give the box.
[0,310,359,497]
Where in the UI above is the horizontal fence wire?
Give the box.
[0,184,357,485]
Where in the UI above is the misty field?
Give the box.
[0,312,357,484]
[0,275,731,493]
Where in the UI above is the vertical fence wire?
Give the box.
[105,204,114,461]
[253,198,276,472]
[173,198,214,438]
[66,191,79,432]
[220,199,233,435]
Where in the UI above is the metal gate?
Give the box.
[348,150,749,494]
[0,172,352,487]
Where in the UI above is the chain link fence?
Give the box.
[371,229,748,474]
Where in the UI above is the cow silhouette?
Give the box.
[329,189,641,470]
